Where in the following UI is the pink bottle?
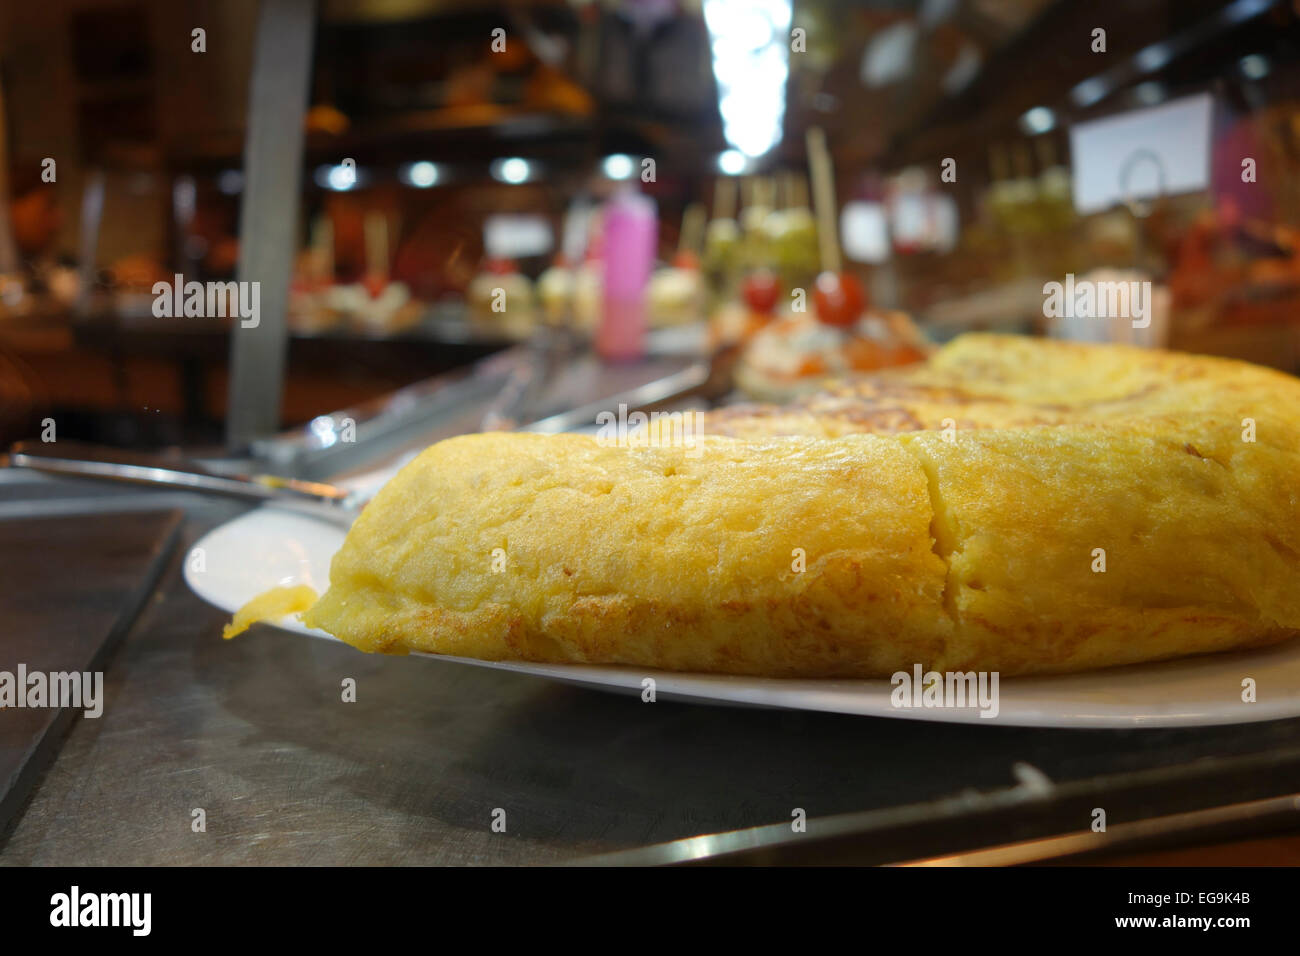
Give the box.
[597,187,657,362]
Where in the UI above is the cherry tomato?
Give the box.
[742,270,781,314]
[813,271,865,327]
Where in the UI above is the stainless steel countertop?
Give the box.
[4,350,1300,864]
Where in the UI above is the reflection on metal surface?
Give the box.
[521,361,712,435]
[5,440,361,525]
[577,776,1300,867]
[250,348,521,478]
[75,170,106,317]
[897,793,1300,866]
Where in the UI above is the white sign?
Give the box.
[484,214,554,260]
[1069,93,1213,214]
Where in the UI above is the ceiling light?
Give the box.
[315,163,360,191]
[1239,54,1269,80]
[704,0,792,159]
[1134,42,1172,73]
[601,154,636,180]
[1019,106,1056,136]
[717,149,747,175]
[1070,76,1111,108]
[491,157,533,184]
[401,162,440,188]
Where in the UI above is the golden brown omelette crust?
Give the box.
[700,333,1300,445]
[303,334,1300,678]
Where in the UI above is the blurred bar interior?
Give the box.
[1,0,1298,464]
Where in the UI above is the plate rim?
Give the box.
[185,505,1300,730]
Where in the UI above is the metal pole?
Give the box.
[74,169,105,317]
[226,0,316,450]
[0,68,19,275]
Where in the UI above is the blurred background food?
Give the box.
[1,0,1299,449]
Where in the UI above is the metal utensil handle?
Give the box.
[4,442,352,509]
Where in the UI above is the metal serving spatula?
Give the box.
[3,441,363,526]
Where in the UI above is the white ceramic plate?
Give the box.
[186,492,1300,729]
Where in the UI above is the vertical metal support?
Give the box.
[0,68,19,275]
[75,170,105,316]
[226,0,316,450]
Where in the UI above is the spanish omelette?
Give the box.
[292,334,1300,678]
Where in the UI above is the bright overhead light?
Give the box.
[315,163,360,191]
[1239,53,1269,80]
[491,157,533,184]
[704,0,792,159]
[309,415,339,449]
[861,21,919,88]
[1070,76,1111,108]
[1019,106,1056,136]
[717,149,747,176]
[401,161,440,188]
[1220,0,1272,26]
[601,154,636,180]
[1134,42,1172,73]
